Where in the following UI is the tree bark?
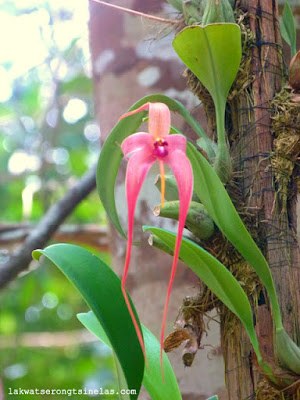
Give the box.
[223,1,300,398]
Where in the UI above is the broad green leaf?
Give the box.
[144,226,263,365]
[172,24,241,109]
[280,2,297,57]
[97,94,208,238]
[186,143,283,330]
[207,396,219,400]
[173,24,241,181]
[32,244,144,400]
[78,311,182,400]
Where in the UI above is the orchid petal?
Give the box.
[122,132,152,158]
[148,103,171,140]
[119,102,150,120]
[122,150,156,366]
[160,149,193,373]
[166,134,187,153]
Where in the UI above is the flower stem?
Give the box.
[213,101,232,183]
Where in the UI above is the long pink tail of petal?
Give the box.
[121,247,149,368]
[121,151,155,370]
[160,149,193,380]
[160,226,185,381]
[119,103,150,121]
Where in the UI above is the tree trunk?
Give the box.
[223,1,300,398]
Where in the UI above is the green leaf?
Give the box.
[173,24,241,108]
[32,244,144,400]
[78,311,182,400]
[97,94,208,238]
[280,2,297,57]
[77,312,130,400]
[143,226,263,365]
[186,143,283,330]
[206,396,219,400]
[172,24,241,181]
[142,325,182,400]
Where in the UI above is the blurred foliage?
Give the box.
[0,0,105,222]
[0,0,113,397]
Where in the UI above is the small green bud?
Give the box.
[202,0,235,26]
[153,200,215,240]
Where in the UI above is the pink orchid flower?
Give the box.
[120,102,193,374]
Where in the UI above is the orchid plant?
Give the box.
[32,3,300,399]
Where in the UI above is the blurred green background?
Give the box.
[0,1,115,398]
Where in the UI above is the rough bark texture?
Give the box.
[223,1,300,399]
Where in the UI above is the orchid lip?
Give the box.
[153,139,168,158]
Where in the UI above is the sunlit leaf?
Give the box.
[32,244,144,400]
[173,24,241,181]
[172,24,241,108]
